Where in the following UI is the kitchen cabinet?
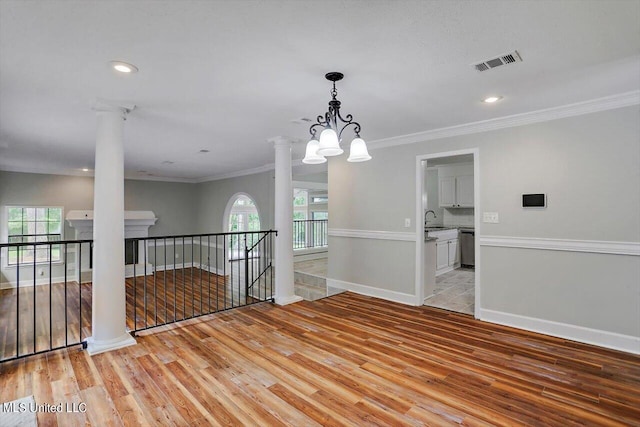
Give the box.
[428,229,460,276]
[438,164,474,208]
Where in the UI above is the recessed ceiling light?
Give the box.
[81,168,89,172]
[161,160,174,165]
[199,149,210,153]
[137,170,147,174]
[482,96,503,103]
[110,61,138,74]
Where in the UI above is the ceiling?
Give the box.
[1,0,638,182]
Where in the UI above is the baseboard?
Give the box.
[154,263,226,276]
[327,278,417,306]
[480,308,640,355]
[293,249,328,262]
[0,270,92,289]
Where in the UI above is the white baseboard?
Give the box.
[327,278,418,306]
[154,263,226,276]
[0,270,92,289]
[480,308,640,355]
[293,249,328,262]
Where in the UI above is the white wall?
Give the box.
[328,104,640,353]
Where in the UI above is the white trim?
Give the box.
[152,262,226,276]
[292,180,328,191]
[328,228,416,242]
[479,308,640,355]
[86,333,137,356]
[195,163,276,183]
[479,236,640,256]
[327,278,417,306]
[370,91,640,151]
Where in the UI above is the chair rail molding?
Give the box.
[479,235,640,256]
[328,228,416,242]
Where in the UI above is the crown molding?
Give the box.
[368,90,640,151]
[0,164,196,183]
[194,163,276,183]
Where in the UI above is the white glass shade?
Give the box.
[302,139,327,164]
[347,137,372,162]
[316,128,343,156]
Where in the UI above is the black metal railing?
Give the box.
[293,219,328,250]
[126,230,276,333]
[0,239,92,362]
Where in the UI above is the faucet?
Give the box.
[424,210,437,227]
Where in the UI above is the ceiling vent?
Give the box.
[473,50,522,72]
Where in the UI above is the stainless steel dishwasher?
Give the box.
[460,229,475,268]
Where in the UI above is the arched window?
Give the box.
[227,194,261,260]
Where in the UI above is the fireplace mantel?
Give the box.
[66,210,157,240]
[66,210,157,278]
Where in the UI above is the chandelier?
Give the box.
[302,72,371,164]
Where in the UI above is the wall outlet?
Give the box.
[404,218,411,228]
[38,268,44,276]
[175,253,180,259]
[483,212,499,223]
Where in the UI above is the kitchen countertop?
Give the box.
[425,225,474,232]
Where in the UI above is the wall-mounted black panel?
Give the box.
[523,193,546,208]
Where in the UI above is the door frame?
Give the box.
[414,148,480,317]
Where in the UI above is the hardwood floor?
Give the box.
[1,291,639,426]
[0,267,271,360]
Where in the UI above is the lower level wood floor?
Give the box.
[1,292,639,426]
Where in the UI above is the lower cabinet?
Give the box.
[434,236,460,276]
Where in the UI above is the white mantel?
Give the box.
[66,210,157,240]
[66,210,157,278]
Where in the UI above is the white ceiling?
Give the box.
[1,0,639,182]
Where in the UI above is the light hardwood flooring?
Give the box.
[0,267,270,361]
[1,292,639,426]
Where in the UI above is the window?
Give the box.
[227,195,261,259]
[312,211,328,220]
[5,206,63,265]
[311,196,328,204]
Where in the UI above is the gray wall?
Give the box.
[328,105,640,339]
[0,172,199,238]
[124,180,198,236]
[195,170,275,233]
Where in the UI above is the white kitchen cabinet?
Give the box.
[438,164,474,208]
[429,229,460,276]
[436,241,449,271]
[439,177,456,207]
[448,238,459,266]
[456,175,474,207]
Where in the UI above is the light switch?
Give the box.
[483,212,499,223]
[404,218,411,228]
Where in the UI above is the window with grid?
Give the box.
[6,207,63,265]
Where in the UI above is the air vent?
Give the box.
[473,50,522,72]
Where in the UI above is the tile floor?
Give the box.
[424,267,475,315]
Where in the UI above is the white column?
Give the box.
[270,136,303,305]
[87,101,136,355]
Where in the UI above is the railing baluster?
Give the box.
[144,239,148,330]
[49,241,53,351]
[32,243,36,354]
[133,239,137,330]
[78,242,82,343]
[64,243,68,347]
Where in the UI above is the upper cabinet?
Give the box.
[438,163,474,208]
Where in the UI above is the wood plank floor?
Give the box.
[0,267,271,360]
[1,292,639,426]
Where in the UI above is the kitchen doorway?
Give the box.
[415,149,479,317]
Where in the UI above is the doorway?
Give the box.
[416,149,479,317]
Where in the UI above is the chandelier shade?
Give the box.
[317,128,343,156]
[302,139,327,164]
[306,72,371,163]
[347,137,372,162]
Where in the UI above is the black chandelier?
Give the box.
[302,72,371,164]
